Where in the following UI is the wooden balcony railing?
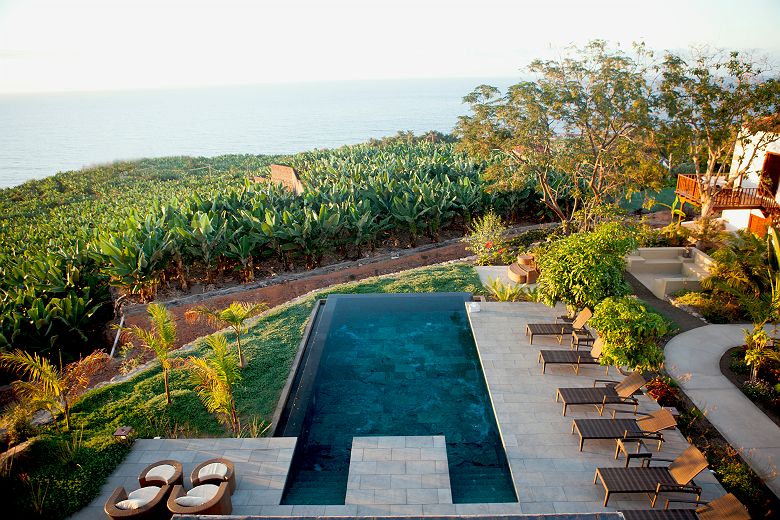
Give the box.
[675,173,779,212]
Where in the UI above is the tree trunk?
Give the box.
[164,370,171,405]
[63,399,71,432]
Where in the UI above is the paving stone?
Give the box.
[373,488,407,504]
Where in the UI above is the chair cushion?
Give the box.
[174,495,208,507]
[189,483,219,499]
[198,462,228,480]
[145,463,176,482]
[127,485,160,502]
[115,498,147,510]
[174,483,219,507]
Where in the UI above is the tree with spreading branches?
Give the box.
[659,48,780,224]
[456,40,665,231]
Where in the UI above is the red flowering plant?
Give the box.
[646,375,679,406]
[462,212,508,265]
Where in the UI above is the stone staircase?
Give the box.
[626,247,714,299]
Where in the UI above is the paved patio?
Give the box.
[466,302,724,513]
[72,301,725,518]
[666,324,780,498]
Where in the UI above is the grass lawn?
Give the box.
[1,262,484,519]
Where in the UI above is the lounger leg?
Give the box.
[652,484,661,508]
[562,403,568,416]
[604,490,610,507]
[579,435,584,451]
[571,420,575,434]
[555,390,560,402]
[574,362,580,375]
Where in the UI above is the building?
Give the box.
[675,120,780,237]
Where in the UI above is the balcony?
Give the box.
[675,173,779,212]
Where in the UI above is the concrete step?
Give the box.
[634,247,685,260]
[626,255,645,270]
[628,259,684,274]
[682,263,709,279]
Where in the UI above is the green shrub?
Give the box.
[484,277,536,302]
[715,457,764,505]
[730,358,750,375]
[589,296,669,371]
[672,290,741,323]
[3,404,39,446]
[462,211,508,265]
[535,222,638,309]
[742,379,775,402]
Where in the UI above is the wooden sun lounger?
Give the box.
[621,493,751,520]
[571,408,677,450]
[621,510,697,520]
[594,445,708,507]
[525,308,592,344]
[538,337,606,374]
[555,371,645,416]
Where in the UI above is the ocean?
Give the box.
[0,77,514,189]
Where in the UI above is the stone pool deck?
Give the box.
[73,302,725,519]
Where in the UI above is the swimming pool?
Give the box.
[276,292,517,505]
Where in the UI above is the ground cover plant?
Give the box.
[0,262,484,519]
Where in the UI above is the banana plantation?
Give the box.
[0,141,542,361]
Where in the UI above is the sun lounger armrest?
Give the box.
[622,432,663,442]
[663,497,708,510]
[593,378,620,387]
[656,482,702,495]
[641,456,674,467]
[611,409,652,419]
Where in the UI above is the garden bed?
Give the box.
[720,346,780,428]
[647,374,780,518]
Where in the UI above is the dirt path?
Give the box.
[121,224,551,349]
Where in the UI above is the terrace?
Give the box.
[72,301,725,519]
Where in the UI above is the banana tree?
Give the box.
[390,191,429,247]
[95,216,172,301]
[344,200,389,258]
[175,210,228,283]
[225,234,259,282]
[46,288,103,343]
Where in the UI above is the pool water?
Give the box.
[277,293,517,505]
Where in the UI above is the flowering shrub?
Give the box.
[462,212,508,265]
[646,375,679,405]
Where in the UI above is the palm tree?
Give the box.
[128,303,177,405]
[0,350,106,431]
[188,334,242,435]
[185,302,267,368]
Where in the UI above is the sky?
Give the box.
[1,0,780,94]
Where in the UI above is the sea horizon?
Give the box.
[0,76,517,189]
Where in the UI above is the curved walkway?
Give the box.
[665,324,780,498]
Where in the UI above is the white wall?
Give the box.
[730,131,780,193]
[721,209,751,231]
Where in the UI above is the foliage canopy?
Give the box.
[535,222,638,309]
